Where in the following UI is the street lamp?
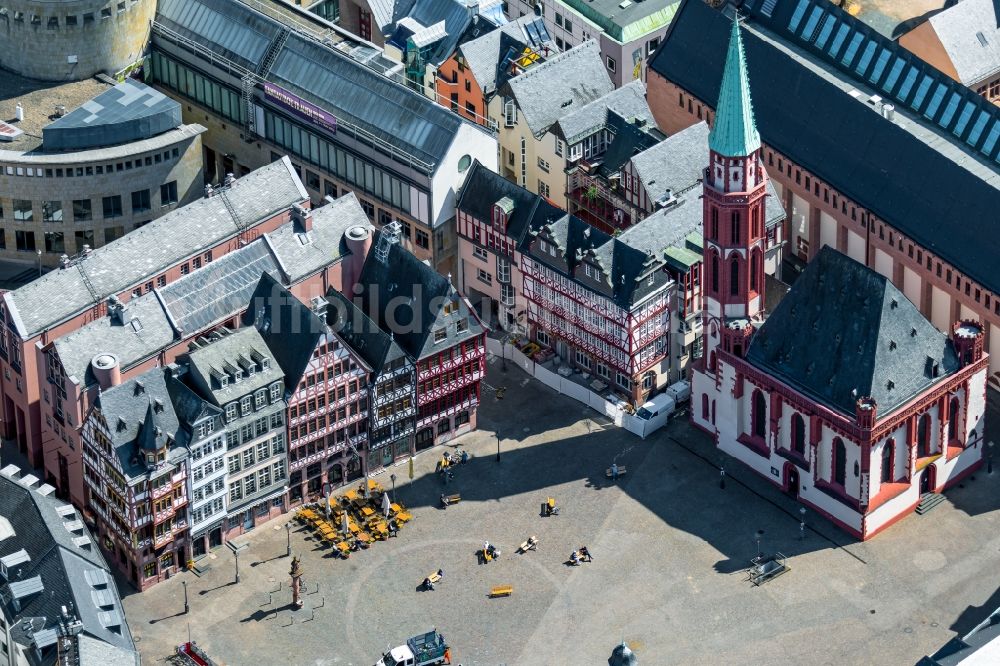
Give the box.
[36,249,42,277]
[496,432,501,463]
[501,335,508,372]
[754,529,765,561]
[799,507,806,541]
[285,522,292,558]
[390,473,397,503]
[719,464,726,490]
[989,441,995,474]
[182,580,189,614]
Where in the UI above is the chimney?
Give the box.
[292,204,312,233]
[882,104,895,121]
[90,354,121,390]
[81,245,92,257]
[205,184,214,199]
[952,320,985,367]
[59,254,70,269]
[15,103,24,122]
[224,172,236,187]
[343,225,372,294]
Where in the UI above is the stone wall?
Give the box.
[0,0,156,81]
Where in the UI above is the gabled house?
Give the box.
[490,40,614,204]
[353,222,487,449]
[244,273,371,505]
[326,288,417,472]
[81,365,218,589]
[182,328,288,541]
[435,15,555,126]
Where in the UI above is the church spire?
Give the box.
[708,15,761,158]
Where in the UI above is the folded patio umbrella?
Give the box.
[382,492,391,518]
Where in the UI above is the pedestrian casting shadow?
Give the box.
[198,581,237,596]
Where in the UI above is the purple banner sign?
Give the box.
[263,82,337,133]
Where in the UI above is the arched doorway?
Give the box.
[784,464,799,497]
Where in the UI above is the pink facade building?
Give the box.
[691,19,989,540]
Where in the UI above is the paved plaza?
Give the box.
[123,361,1000,665]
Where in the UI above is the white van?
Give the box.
[634,393,676,438]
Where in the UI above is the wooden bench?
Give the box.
[605,466,628,479]
[441,493,461,507]
[489,585,513,598]
[517,536,539,553]
[423,570,443,590]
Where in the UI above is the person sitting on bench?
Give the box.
[579,546,593,562]
[388,520,399,537]
[570,550,580,565]
[611,463,619,480]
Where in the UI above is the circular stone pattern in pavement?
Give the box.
[912,550,947,572]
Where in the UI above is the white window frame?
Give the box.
[597,363,610,380]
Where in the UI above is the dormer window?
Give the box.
[270,383,281,401]
[225,403,237,421]
[146,453,154,464]
[234,370,243,383]
[434,329,447,344]
[261,358,270,370]
[240,396,251,415]
[493,197,514,232]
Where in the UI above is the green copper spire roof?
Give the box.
[708,17,761,158]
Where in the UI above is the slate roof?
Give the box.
[556,80,655,145]
[49,195,362,392]
[738,0,1000,174]
[93,366,211,478]
[389,0,476,67]
[650,0,1000,295]
[505,41,614,138]
[708,18,761,158]
[458,15,555,96]
[456,159,549,245]
[924,0,1000,86]
[243,273,344,394]
[356,237,484,360]
[42,79,181,152]
[528,212,668,310]
[264,193,373,283]
[0,469,136,664]
[52,292,176,390]
[4,157,307,339]
[631,121,710,200]
[325,288,409,371]
[746,247,961,417]
[593,112,661,179]
[184,327,284,405]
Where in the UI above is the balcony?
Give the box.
[566,171,642,235]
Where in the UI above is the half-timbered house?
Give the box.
[245,274,371,505]
[354,223,487,451]
[81,365,218,589]
[326,288,417,474]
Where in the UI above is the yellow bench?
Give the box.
[489,585,513,598]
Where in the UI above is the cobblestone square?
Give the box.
[123,363,1000,665]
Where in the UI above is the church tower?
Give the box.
[702,15,768,366]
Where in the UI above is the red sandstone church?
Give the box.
[691,19,989,540]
